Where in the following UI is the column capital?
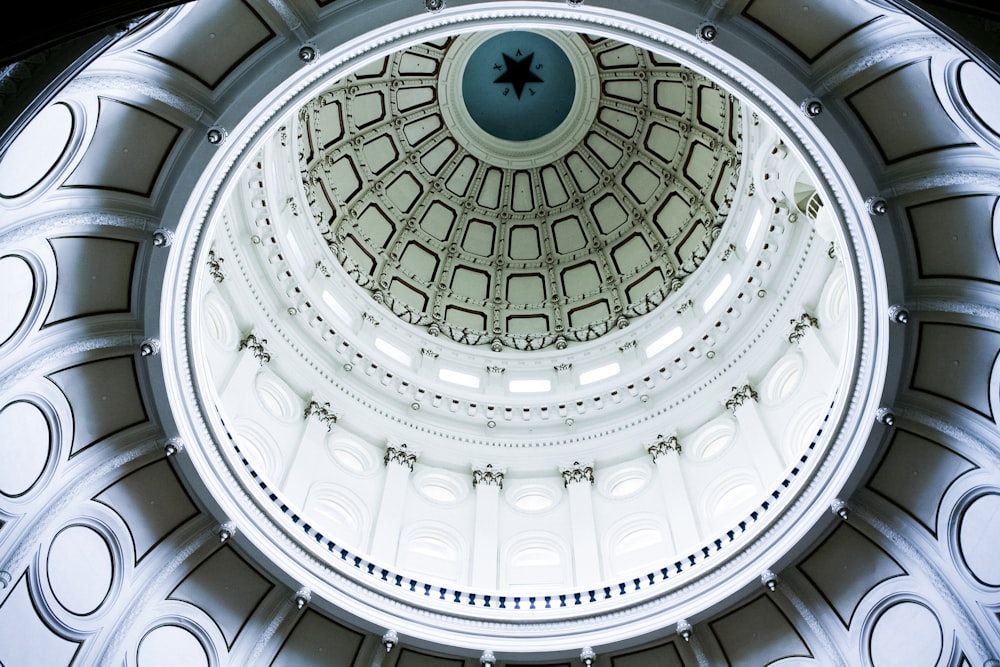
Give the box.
[560,461,594,487]
[384,443,417,471]
[648,434,681,461]
[239,333,271,365]
[725,383,758,412]
[303,399,338,430]
[472,464,505,489]
[787,312,819,343]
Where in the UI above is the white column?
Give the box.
[220,344,264,400]
[470,465,504,588]
[797,325,837,378]
[648,436,700,551]
[561,462,601,584]
[369,444,416,563]
[729,385,783,481]
[279,401,338,503]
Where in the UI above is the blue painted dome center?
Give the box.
[462,32,576,142]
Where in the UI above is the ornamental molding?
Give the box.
[787,313,819,344]
[560,461,594,487]
[384,444,417,471]
[725,384,758,412]
[304,400,338,430]
[472,464,505,489]
[648,434,681,461]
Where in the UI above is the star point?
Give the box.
[493,52,543,99]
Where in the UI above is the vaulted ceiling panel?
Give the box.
[138,0,274,88]
[93,459,199,562]
[269,609,365,666]
[798,523,906,626]
[44,236,137,326]
[708,594,812,667]
[847,60,975,163]
[912,322,1000,420]
[62,98,180,196]
[0,574,79,667]
[169,546,273,648]
[610,641,685,667]
[908,195,1000,284]
[743,0,882,62]
[47,355,147,455]
[395,648,464,667]
[868,429,976,534]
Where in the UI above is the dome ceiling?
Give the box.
[302,32,741,350]
[186,17,870,653]
[6,1,1000,665]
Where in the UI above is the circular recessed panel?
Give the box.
[869,601,942,667]
[505,481,560,514]
[959,61,1000,139]
[688,417,738,461]
[415,469,468,504]
[0,256,36,346]
[0,103,74,198]
[958,492,1000,586]
[47,524,113,615]
[138,625,209,667]
[462,32,575,141]
[598,463,652,500]
[0,401,51,497]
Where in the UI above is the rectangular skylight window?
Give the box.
[438,368,481,388]
[645,326,682,358]
[579,362,620,385]
[702,273,732,313]
[375,337,411,366]
[509,379,551,393]
[322,290,353,325]
[744,209,763,250]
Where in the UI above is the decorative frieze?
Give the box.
[725,384,758,412]
[384,444,416,471]
[304,400,338,430]
[787,313,819,343]
[647,434,681,461]
[472,464,505,489]
[239,333,271,364]
[561,461,594,487]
